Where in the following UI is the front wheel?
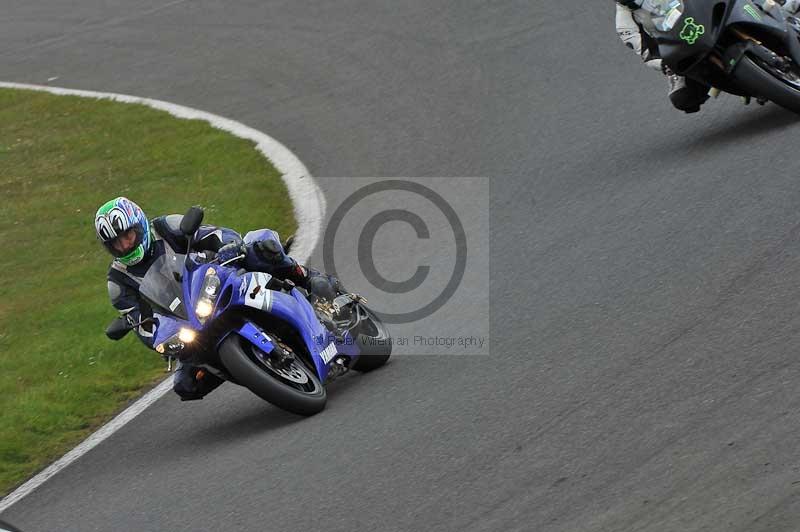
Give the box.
[730,53,800,114]
[219,334,327,416]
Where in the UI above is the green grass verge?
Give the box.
[0,88,297,496]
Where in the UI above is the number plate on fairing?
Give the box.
[243,272,273,311]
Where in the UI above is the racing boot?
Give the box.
[666,68,709,114]
[173,362,223,401]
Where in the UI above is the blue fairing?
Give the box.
[180,256,360,382]
[152,313,184,348]
[242,228,280,245]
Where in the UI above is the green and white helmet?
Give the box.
[94,197,153,266]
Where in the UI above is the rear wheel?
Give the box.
[350,305,392,372]
[219,334,326,416]
[730,52,800,113]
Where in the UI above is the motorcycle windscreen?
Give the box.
[138,247,189,320]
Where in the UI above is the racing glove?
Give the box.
[253,239,284,264]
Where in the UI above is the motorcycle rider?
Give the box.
[95,197,339,401]
[615,0,800,113]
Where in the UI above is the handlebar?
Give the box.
[218,254,246,267]
[193,251,295,292]
[267,276,295,292]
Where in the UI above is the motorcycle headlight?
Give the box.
[156,327,196,354]
[196,299,214,318]
[178,328,197,343]
[196,268,221,323]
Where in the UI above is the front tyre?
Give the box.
[219,334,326,416]
[730,53,800,114]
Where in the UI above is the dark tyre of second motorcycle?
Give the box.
[730,53,800,114]
[351,305,392,373]
[219,334,326,416]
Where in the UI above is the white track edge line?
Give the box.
[0,82,326,513]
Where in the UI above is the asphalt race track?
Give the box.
[4,2,800,531]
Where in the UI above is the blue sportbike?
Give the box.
[106,207,391,416]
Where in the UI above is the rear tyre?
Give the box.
[351,305,392,373]
[219,334,326,416]
[730,53,800,114]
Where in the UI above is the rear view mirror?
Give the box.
[106,317,132,340]
[180,206,204,236]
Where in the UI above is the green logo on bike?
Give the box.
[743,4,762,21]
[680,17,705,45]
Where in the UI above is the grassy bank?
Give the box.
[0,88,297,495]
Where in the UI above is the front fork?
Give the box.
[703,25,795,103]
[709,22,799,71]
